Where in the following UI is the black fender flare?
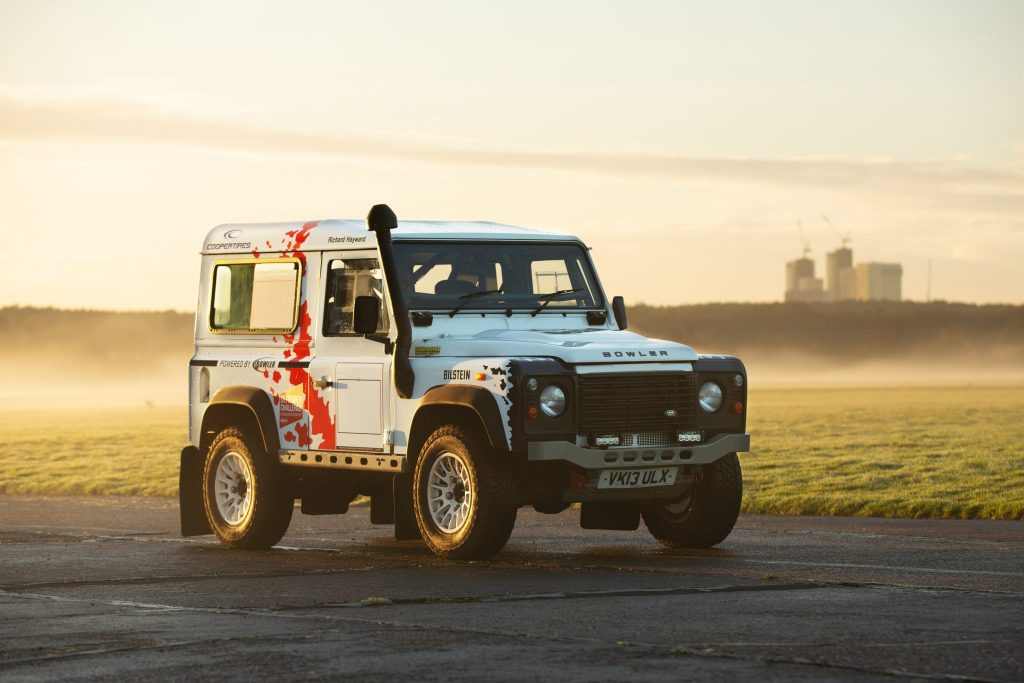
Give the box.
[200,386,281,455]
[414,384,509,453]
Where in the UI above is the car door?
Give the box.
[309,251,393,451]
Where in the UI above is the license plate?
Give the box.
[597,467,678,489]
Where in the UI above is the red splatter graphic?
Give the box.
[261,220,337,450]
[295,421,312,448]
[283,303,312,359]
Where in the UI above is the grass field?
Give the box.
[744,384,1024,520]
[0,407,184,497]
[1,385,1021,519]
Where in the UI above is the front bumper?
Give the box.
[526,432,750,470]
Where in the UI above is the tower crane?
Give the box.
[822,214,852,249]
[797,219,811,258]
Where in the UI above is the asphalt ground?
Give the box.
[0,495,1021,682]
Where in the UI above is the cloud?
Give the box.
[2,86,1022,214]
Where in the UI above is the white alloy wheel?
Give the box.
[427,451,474,534]
[412,424,518,559]
[214,451,254,526]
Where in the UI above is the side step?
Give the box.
[279,449,407,474]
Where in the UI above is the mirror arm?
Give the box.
[365,334,393,353]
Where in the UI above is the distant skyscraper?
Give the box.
[785,258,825,302]
[826,247,854,301]
[838,266,857,301]
[785,243,903,303]
[855,263,903,301]
[786,258,814,293]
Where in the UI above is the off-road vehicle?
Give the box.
[180,204,750,559]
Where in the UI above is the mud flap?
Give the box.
[393,473,422,540]
[580,501,641,531]
[370,492,395,524]
[179,446,212,536]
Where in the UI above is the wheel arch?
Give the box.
[408,385,509,464]
[200,386,281,456]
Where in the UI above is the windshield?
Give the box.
[392,241,603,312]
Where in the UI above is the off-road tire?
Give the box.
[203,427,293,549]
[642,452,742,549]
[413,424,517,560]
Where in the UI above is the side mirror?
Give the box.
[353,296,380,335]
[612,296,628,330]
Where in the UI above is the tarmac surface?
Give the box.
[0,494,1021,682]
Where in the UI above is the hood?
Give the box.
[410,328,698,364]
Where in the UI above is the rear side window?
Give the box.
[210,259,301,332]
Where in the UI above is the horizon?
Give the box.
[3,298,1022,317]
[1,0,1022,309]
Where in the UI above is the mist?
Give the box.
[2,303,1021,409]
[742,351,1024,387]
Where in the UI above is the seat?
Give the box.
[435,279,477,297]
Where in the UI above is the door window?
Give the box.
[323,258,390,335]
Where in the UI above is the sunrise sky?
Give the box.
[1,0,1021,310]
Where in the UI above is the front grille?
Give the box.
[579,373,695,434]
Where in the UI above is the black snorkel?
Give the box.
[366,203,415,398]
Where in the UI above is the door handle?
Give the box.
[312,376,332,390]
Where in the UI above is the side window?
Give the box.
[324,258,390,335]
[211,260,300,332]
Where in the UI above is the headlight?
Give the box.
[698,382,723,413]
[539,384,566,417]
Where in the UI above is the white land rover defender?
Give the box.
[180,204,750,559]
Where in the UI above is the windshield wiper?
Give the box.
[531,288,583,317]
[448,287,504,317]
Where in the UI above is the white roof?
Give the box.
[202,219,580,255]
